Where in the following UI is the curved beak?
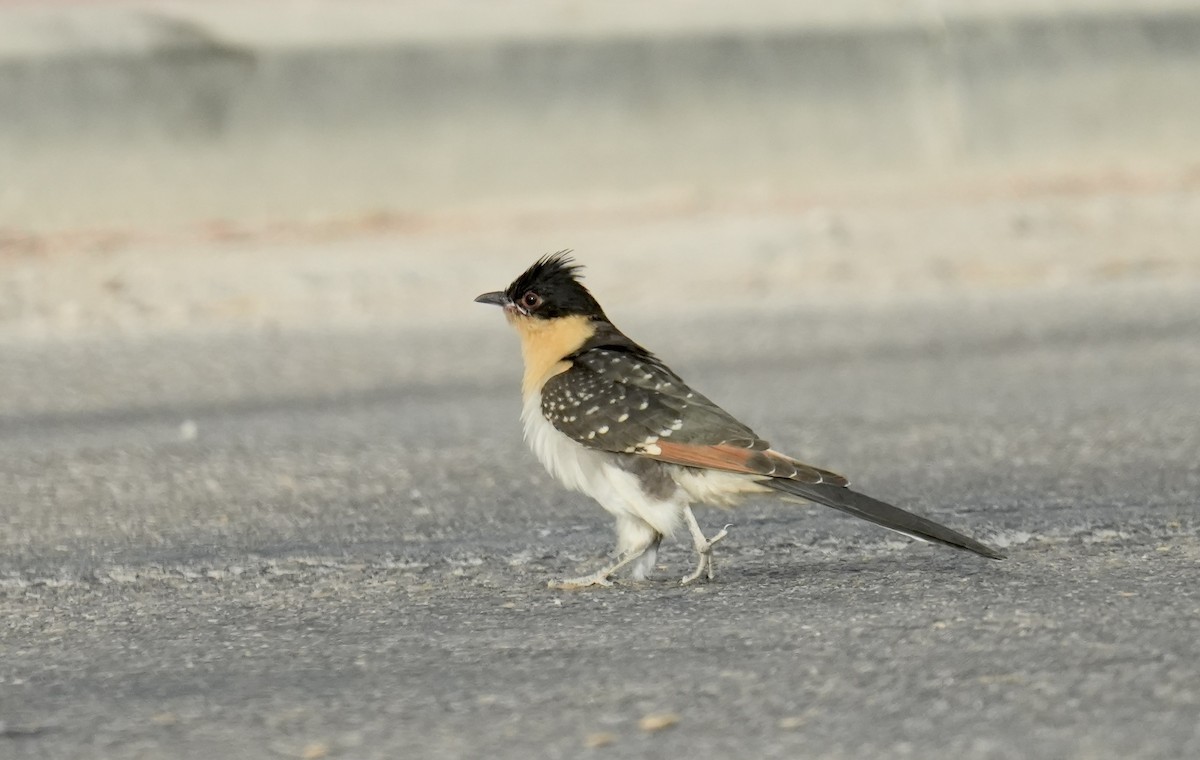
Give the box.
[474,291,509,307]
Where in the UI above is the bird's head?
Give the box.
[475,251,607,324]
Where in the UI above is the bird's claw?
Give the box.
[680,523,732,585]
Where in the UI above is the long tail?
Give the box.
[765,479,1005,560]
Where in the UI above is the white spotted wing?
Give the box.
[540,347,847,485]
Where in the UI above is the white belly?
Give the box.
[521,391,685,537]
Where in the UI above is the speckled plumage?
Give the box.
[477,253,1004,588]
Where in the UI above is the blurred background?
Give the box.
[2,2,1200,759]
[2,0,1199,343]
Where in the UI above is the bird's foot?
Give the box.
[680,523,731,585]
[547,569,615,590]
[547,541,657,590]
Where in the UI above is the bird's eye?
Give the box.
[522,291,542,309]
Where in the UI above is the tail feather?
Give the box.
[765,479,1005,560]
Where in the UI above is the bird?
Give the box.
[475,252,1005,588]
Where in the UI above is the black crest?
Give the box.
[505,251,607,319]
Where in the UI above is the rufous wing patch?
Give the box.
[647,442,805,481]
[647,442,763,472]
[646,441,849,485]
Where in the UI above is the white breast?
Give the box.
[521,391,685,537]
[522,391,610,496]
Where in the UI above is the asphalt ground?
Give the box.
[1,272,1198,759]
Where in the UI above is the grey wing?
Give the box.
[542,348,847,485]
[541,348,766,454]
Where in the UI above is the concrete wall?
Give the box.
[2,1,1199,229]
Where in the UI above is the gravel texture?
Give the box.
[1,210,1198,757]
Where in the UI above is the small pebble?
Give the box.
[584,732,617,748]
[638,712,679,732]
[302,742,329,760]
[179,419,198,441]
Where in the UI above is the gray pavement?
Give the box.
[1,276,1198,759]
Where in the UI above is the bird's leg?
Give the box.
[627,533,663,581]
[548,544,648,590]
[680,506,731,585]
